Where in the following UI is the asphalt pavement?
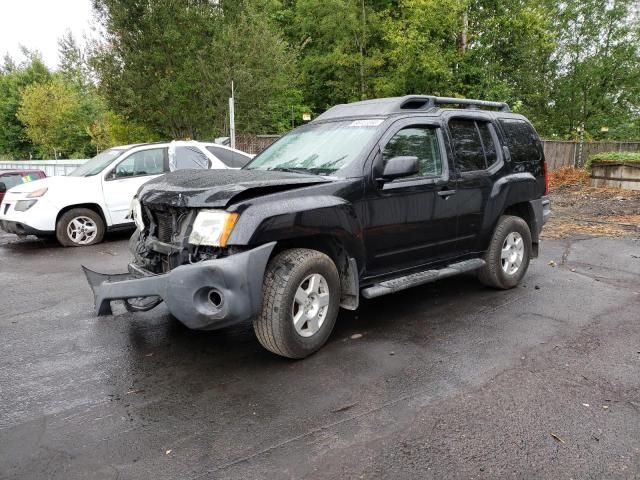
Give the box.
[0,231,639,479]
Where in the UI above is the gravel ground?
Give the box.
[544,184,640,239]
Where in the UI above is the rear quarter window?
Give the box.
[499,119,541,163]
[206,146,251,168]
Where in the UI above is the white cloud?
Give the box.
[0,0,95,69]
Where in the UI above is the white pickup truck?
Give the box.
[0,140,252,246]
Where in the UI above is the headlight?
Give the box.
[130,198,145,231]
[27,188,47,198]
[15,200,38,211]
[189,210,238,247]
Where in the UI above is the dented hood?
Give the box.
[138,169,332,208]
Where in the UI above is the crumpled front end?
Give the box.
[84,242,275,330]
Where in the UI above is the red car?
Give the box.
[0,170,47,205]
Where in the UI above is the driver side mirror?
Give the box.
[379,156,419,181]
[0,182,6,193]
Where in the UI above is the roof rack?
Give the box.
[398,95,510,112]
[312,95,511,123]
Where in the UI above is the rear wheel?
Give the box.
[254,248,341,359]
[56,208,105,247]
[477,215,532,289]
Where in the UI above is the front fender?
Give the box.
[227,195,365,269]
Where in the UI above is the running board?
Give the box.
[361,258,485,299]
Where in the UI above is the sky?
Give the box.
[0,0,95,69]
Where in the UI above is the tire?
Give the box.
[477,215,532,289]
[56,208,105,247]
[254,248,341,359]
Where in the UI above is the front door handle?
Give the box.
[437,189,456,198]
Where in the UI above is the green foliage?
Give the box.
[17,76,100,158]
[89,111,160,151]
[590,152,640,164]
[543,0,640,140]
[0,51,51,158]
[91,0,301,139]
[377,0,463,97]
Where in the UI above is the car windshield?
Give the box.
[245,119,383,175]
[68,148,126,177]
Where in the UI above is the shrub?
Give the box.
[589,152,640,163]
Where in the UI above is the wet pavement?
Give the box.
[0,231,639,479]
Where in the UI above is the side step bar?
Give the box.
[361,258,485,299]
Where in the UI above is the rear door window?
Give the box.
[477,122,498,166]
[499,119,541,163]
[206,146,251,168]
[448,119,486,171]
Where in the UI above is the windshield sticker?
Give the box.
[348,119,384,127]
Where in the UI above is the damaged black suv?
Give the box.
[85,95,550,358]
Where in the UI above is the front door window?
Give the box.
[383,127,442,177]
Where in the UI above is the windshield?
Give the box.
[245,119,383,175]
[68,148,126,177]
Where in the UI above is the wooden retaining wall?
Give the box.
[590,162,640,190]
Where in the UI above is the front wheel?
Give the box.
[477,215,532,289]
[56,208,105,247]
[254,248,341,359]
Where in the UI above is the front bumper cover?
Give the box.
[83,242,276,330]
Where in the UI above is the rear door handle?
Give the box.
[437,189,456,198]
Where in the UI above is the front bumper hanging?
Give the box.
[83,242,276,330]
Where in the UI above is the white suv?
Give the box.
[0,140,252,246]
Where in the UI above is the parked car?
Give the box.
[0,140,252,246]
[85,96,550,358]
[0,169,46,206]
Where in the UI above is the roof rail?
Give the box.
[399,95,510,113]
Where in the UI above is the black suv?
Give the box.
[85,95,551,358]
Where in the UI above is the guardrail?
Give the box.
[0,159,87,176]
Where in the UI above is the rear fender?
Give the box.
[477,173,539,249]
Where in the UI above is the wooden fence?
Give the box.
[542,141,640,170]
[235,134,281,155]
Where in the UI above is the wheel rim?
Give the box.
[501,231,524,275]
[292,273,330,338]
[67,216,98,245]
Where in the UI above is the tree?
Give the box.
[58,31,91,90]
[376,0,464,97]
[459,0,556,124]
[278,0,387,112]
[88,111,159,151]
[0,51,50,158]
[90,0,301,138]
[17,76,100,158]
[545,0,640,139]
